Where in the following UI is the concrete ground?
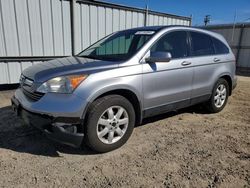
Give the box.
[0,90,15,108]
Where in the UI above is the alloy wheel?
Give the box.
[96,106,129,144]
[214,84,227,108]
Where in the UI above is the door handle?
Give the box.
[181,61,192,66]
[214,58,221,62]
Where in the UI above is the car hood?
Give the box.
[22,56,119,83]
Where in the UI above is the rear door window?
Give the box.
[190,31,215,56]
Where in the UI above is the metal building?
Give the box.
[205,23,250,69]
[0,0,191,85]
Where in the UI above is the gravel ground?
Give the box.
[0,76,249,188]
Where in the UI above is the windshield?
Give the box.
[78,30,155,61]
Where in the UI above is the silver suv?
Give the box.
[12,26,237,152]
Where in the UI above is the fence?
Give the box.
[204,23,250,69]
[0,0,191,84]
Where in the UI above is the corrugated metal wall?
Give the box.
[0,0,72,57]
[0,0,72,84]
[205,23,250,68]
[0,0,191,84]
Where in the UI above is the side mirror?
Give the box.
[145,51,172,63]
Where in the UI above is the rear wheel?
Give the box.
[206,78,229,113]
[84,95,135,153]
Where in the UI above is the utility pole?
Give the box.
[231,10,237,42]
[204,15,211,26]
[189,14,193,26]
[144,0,149,26]
[144,4,149,26]
[70,0,76,55]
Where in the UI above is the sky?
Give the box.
[104,0,250,26]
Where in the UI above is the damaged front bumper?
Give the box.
[11,95,84,147]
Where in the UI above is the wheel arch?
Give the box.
[82,87,143,128]
[219,74,233,96]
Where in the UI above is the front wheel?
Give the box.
[84,95,135,153]
[206,78,229,113]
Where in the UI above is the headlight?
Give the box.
[37,75,87,93]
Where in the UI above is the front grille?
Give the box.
[22,87,44,101]
[20,75,44,101]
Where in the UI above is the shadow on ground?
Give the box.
[141,104,207,126]
[0,106,98,157]
[236,70,250,77]
[0,104,207,157]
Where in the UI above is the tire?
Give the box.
[84,95,135,153]
[206,78,229,113]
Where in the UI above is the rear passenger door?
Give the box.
[189,31,221,103]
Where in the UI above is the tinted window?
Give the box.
[212,37,229,54]
[190,32,214,56]
[151,31,188,59]
[136,35,152,50]
[78,30,154,61]
[96,35,134,55]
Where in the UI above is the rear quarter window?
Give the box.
[211,37,229,54]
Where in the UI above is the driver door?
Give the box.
[142,30,194,117]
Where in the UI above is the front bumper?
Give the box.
[11,94,84,148]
